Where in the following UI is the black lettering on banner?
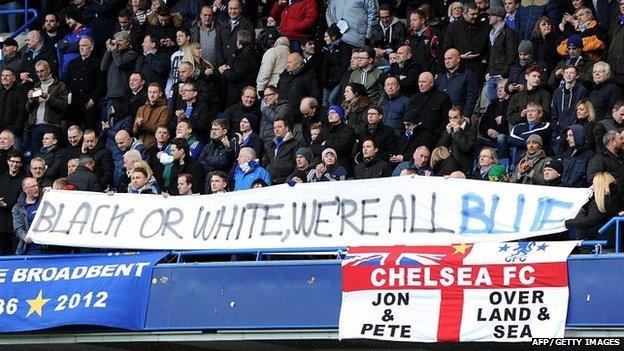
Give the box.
[163,208,184,239]
[372,292,410,306]
[410,193,454,234]
[107,205,134,237]
[140,209,165,238]
[388,195,407,233]
[494,325,532,339]
[90,205,110,234]
[245,203,263,239]
[288,201,317,241]
[192,206,212,240]
[361,198,380,236]
[67,202,91,234]
[339,199,359,236]
[360,324,412,338]
[214,205,238,240]
[260,204,284,236]
[234,205,247,240]
[314,199,338,238]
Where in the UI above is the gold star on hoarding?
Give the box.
[26,290,50,317]
[452,243,472,255]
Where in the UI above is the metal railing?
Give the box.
[598,216,624,253]
[0,0,38,38]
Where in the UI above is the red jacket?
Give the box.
[270,0,318,41]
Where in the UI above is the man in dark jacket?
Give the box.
[587,129,624,192]
[264,117,304,184]
[392,110,423,165]
[0,150,24,254]
[224,86,261,136]
[594,100,624,151]
[505,40,548,92]
[607,5,624,87]
[134,35,170,87]
[551,65,588,153]
[353,138,393,179]
[355,105,397,162]
[277,53,321,121]
[128,72,148,119]
[561,124,594,187]
[35,131,65,180]
[300,97,327,145]
[506,65,551,125]
[216,0,255,66]
[81,129,114,189]
[388,46,421,97]
[64,36,105,130]
[218,30,259,107]
[310,105,356,172]
[145,5,181,57]
[0,68,27,140]
[589,62,622,121]
[408,72,452,151]
[198,118,234,176]
[190,5,220,66]
[19,30,59,88]
[436,48,479,119]
[436,107,474,175]
[485,5,518,104]
[170,81,213,144]
[443,4,490,84]
[164,138,206,195]
[370,4,407,59]
[66,155,103,192]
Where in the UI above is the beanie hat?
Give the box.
[486,6,505,18]
[328,104,345,122]
[518,40,534,54]
[65,8,83,24]
[567,34,583,49]
[321,147,337,160]
[240,113,260,133]
[403,110,420,124]
[295,147,313,163]
[488,165,506,182]
[526,134,543,146]
[543,159,563,175]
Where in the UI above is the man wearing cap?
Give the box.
[548,34,594,89]
[57,9,94,80]
[506,40,547,92]
[0,38,21,73]
[551,65,588,153]
[561,124,593,187]
[510,133,551,185]
[542,159,564,186]
[484,5,518,104]
[287,147,314,183]
[310,105,356,172]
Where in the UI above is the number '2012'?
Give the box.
[54,291,108,311]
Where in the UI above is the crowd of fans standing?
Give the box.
[1,0,624,254]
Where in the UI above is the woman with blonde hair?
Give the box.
[572,99,596,151]
[565,172,621,241]
[430,146,460,177]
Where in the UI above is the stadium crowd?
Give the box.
[1,0,624,254]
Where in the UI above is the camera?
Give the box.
[31,89,43,98]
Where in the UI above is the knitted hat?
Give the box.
[526,134,543,146]
[403,110,420,124]
[321,147,337,160]
[488,165,506,182]
[328,104,345,122]
[240,113,260,133]
[567,34,583,49]
[65,8,83,24]
[486,6,505,18]
[295,147,313,163]
[543,159,563,175]
[518,40,534,54]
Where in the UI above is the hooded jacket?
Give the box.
[232,160,272,190]
[370,17,408,53]
[551,82,588,139]
[562,125,594,187]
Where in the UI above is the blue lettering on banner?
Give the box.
[0,251,167,332]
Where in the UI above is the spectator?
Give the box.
[145,5,181,57]
[587,130,624,191]
[270,0,318,45]
[218,30,259,107]
[594,100,624,152]
[408,71,452,151]
[370,4,407,60]
[57,9,94,80]
[81,129,114,188]
[25,60,68,158]
[509,102,552,161]
[117,149,143,193]
[162,138,205,195]
[348,46,385,104]
[484,5,518,104]
[67,158,79,175]
[307,147,347,182]
[607,2,624,86]
[570,99,597,152]
[0,38,21,73]
[405,9,439,73]
[64,36,105,130]
[430,145,461,177]
[381,76,410,138]
[505,40,548,92]
[232,147,271,190]
[113,130,149,188]
[356,105,397,163]
[531,16,559,72]
[174,120,203,160]
[557,7,606,62]
[301,36,322,78]
[437,106,474,175]
[443,3,490,84]
[388,45,421,97]
[279,52,321,115]
[548,34,594,89]
[66,155,103,192]
[165,28,192,96]
[504,0,520,30]
[392,110,424,165]
[35,131,65,180]
[127,72,148,119]
[171,0,203,29]
[342,82,372,131]
[134,82,170,148]
[516,0,561,41]
[234,114,264,160]
[0,130,16,174]
[190,5,219,67]
[561,124,594,187]
[257,36,290,95]
[170,81,212,143]
[326,0,379,48]
[259,85,292,149]
[176,173,195,196]
[565,171,622,240]
[436,48,479,118]
[542,159,563,186]
[20,30,59,87]
[300,97,327,145]
[321,24,351,107]
[509,134,551,185]
[473,147,499,180]
[134,34,170,86]
[264,117,304,184]
[479,80,510,166]
[506,65,551,125]
[589,62,622,121]
[208,169,228,194]
[198,118,234,176]
[224,86,261,137]
[216,0,255,66]
[392,145,432,176]
[0,68,27,145]
[353,138,393,179]
[101,31,139,110]
[0,151,24,255]
[116,7,146,51]
[128,166,159,194]
[551,65,589,153]
[13,177,45,255]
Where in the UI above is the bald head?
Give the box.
[396,45,412,64]
[275,36,290,47]
[444,48,460,71]
[26,30,43,50]
[286,53,303,72]
[115,130,132,151]
[418,72,434,93]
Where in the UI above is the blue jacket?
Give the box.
[392,160,432,177]
[232,162,272,190]
[57,26,95,79]
[562,124,594,188]
[435,68,479,118]
[509,120,552,148]
[111,138,149,187]
[551,83,588,139]
[380,93,410,137]
[12,194,39,255]
[326,0,379,47]
[517,1,561,41]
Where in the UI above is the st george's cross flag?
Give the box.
[338,242,577,342]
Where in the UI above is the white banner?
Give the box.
[27,177,590,250]
[339,241,577,342]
